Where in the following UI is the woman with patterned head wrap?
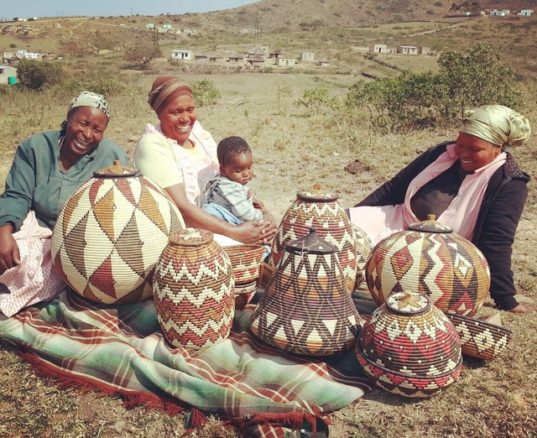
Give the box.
[347,105,534,313]
[0,91,128,316]
[134,75,276,245]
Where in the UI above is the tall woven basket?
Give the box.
[51,161,184,304]
[365,216,490,316]
[251,230,362,356]
[153,228,235,350]
[269,190,368,292]
[356,291,463,398]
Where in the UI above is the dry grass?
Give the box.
[1,68,537,438]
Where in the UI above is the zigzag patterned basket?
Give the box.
[269,190,368,292]
[153,228,235,350]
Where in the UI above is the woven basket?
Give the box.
[51,161,184,304]
[446,312,512,361]
[234,280,258,310]
[365,216,490,316]
[251,230,362,356]
[269,190,366,293]
[153,228,235,350]
[223,244,264,284]
[355,291,462,397]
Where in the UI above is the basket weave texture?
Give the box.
[365,218,490,316]
[269,191,365,293]
[51,167,184,304]
[356,291,463,398]
[251,232,362,356]
[153,228,235,350]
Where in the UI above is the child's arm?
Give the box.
[253,197,276,226]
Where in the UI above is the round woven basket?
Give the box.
[251,230,362,356]
[365,216,490,316]
[269,190,366,293]
[446,312,512,361]
[355,291,463,397]
[153,228,235,350]
[234,280,257,310]
[51,161,184,304]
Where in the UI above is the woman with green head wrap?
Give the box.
[0,91,128,317]
[348,104,534,314]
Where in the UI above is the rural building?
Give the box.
[194,53,209,61]
[145,23,155,29]
[228,54,244,63]
[397,45,419,55]
[276,56,296,67]
[246,55,265,69]
[418,46,432,55]
[518,9,534,16]
[299,51,315,62]
[371,44,389,54]
[0,64,16,84]
[490,9,510,16]
[269,49,282,59]
[317,59,330,67]
[249,46,269,57]
[171,49,193,60]
[208,55,219,62]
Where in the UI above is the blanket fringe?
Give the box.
[16,348,185,416]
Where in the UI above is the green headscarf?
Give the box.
[460,105,531,147]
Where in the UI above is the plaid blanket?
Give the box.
[0,290,370,436]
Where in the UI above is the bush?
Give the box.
[296,86,338,115]
[17,60,64,90]
[192,79,221,107]
[344,44,522,131]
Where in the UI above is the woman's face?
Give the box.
[455,132,501,173]
[64,106,108,157]
[158,94,197,145]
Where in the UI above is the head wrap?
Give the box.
[67,91,111,119]
[460,105,531,148]
[148,76,193,115]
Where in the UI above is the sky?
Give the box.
[3,0,260,19]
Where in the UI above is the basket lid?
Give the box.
[285,229,337,254]
[297,183,338,202]
[385,291,431,315]
[93,160,141,178]
[407,214,452,234]
[169,228,214,246]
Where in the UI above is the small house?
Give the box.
[247,54,265,69]
[194,53,209,61]
[171,49,193,61]
[276,56,296,67]
[249,46,269,57]
[228,54,244,63]
[269,49,282,59]
[418,46,431,55]
[316,59,330,67]
[518,9,534,16]
[371,44,389,54]
[145,23,155,29]
[299,51,315,62]
[397,45,419,55]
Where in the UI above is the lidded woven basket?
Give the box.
[356,291,463,398]
[51,161,184,304]
[250,230,362,356]
[270,189,369,292]
[153,228,235,350]
[365,215,490,316]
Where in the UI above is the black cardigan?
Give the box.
[357,142,530,310]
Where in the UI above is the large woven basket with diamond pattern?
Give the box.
[365,216,490,316]
[51,161,184,304]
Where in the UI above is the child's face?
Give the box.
[220,151,254,185]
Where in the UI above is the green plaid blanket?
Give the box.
[0,290,370,436]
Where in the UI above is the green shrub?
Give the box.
[192,79,221,107]
[17,60,64,90]
[296,86,338,115]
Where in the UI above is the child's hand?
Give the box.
[253,198,265,210]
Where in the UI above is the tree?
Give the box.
[17,60,64,90]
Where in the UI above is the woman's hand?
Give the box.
[0,224,20,274]
[232,220,277,245]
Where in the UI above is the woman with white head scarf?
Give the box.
[348,105,534,313]
[0,91,128,316]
